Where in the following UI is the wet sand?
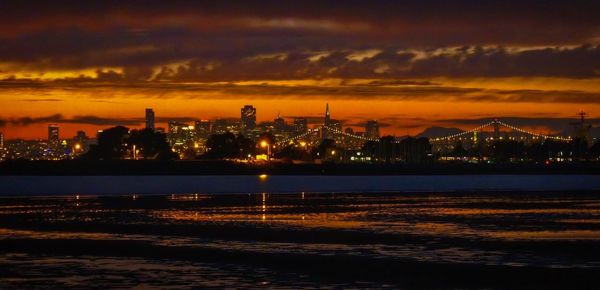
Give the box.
[1,192,600,288]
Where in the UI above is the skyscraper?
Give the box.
[274,113,287,132]
[194,120,211,138]
[145,108,155,130]
[48,124,60,143]
[240,105,257,132]
[293,118,308,134]
[0,132,3,148]
[365,120,380,139]
[325,103,331,126]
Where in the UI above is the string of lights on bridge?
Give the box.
[275,120,571,147]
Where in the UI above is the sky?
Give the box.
[1,0,599,139]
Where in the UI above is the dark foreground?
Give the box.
[1,192,600,289]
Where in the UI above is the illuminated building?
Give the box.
[273,114,294,139]
[293,118,308,134]
[0,132,3,148]
[274,114,286,132]
[168,121,195,145]
[48,124,60,144]
[167,121,198,158]
[194,120,211,138]
[145,108,155,130]
[324,103,331,126]
[73,131,89,153]
[240,105,257,133]
[322,103,342,140]
[212,119,240,135]
[365,120,380,139]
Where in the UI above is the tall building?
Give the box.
[48,124,60,143]
[325,103,331,126]
[212,119,240,135]
[365,120,380,139]
[240,105,257,132]
[194,120,211,138]
[145,108,155,130]
[73,131,89,152]
[323,103,342,140]
[168,121,194,145]
[293,118,308,134]
[274,114,287,132]
[74,131,88,144]
[0,132,4,148]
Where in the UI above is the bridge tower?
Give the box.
[493,119,500,140]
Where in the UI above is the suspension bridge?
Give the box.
[275,119,571,148]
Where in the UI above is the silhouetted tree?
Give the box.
[399,137,432,164]
[313,139,337,161]
[128,128,177,160]
[201,133,255,159]
[568,137,589,160]
[361,140,379,161]
[379,135,397,163]
[82,126,129,160]
[449,141,467,157]
[525,142,547,163]
[590,140,600,160]
[274,144,311,161]
[490,140,525,163]
[82,126,178,160]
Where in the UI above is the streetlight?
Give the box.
[260,140,271,159]
[299,141,307,149]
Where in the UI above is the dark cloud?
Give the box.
[0,114,141,127]
[3,45,598,81]
[0,1,598,80]
[0,114,211,127]
[2,1,598,45]
[18,98,63,102]
[2,78,600,104]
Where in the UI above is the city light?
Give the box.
[0,103,590,164]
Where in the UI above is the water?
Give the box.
[1,192,600,288]
[2,174,600,195]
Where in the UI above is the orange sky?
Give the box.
[1,2,599,139]
[2,77,599,139]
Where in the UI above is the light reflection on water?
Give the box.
[1,192,600,287]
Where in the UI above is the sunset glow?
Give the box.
[0,1,599,139]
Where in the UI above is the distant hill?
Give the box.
[416,127,464,138]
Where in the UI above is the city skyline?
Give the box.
[1,3,600,288]
[0,103,594,141]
